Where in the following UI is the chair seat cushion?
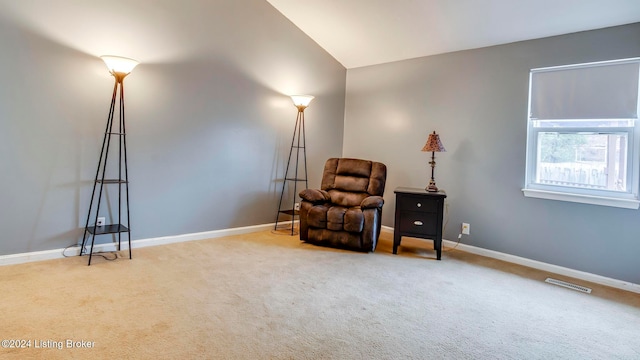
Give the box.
[308,204,330,228]
[327,206,346,231]
[344,207,364,232]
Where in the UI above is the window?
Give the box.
[523,58,640,209]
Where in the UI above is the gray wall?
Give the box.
[344,23,640,284]
[0,0,345,255]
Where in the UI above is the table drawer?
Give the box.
[398,211,438,235]
[397,195,439,212]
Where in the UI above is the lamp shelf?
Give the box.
[278,209,299,216]
[284,177,307,182]
[86,224,130,235]
[96,179,128,184]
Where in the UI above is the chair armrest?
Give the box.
[299,189,331,203]
[361,196,384,209]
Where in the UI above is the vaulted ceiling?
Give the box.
[267,0,640,69]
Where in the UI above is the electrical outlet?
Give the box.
[294,202,301,211]
[97,217,106,226]
[462,222,470,235]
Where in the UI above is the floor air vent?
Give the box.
[545,278,592,294]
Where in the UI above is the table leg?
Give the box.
[393,232,401,254]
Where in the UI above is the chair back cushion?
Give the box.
[320,158,387,207]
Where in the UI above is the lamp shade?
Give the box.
[100,55,139,74]
[421,131,446,152]
[290,95,314,108]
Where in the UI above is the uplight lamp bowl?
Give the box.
[100,55,140,74]
[290,95,314,108]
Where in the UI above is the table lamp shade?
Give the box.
[422,131,446,152]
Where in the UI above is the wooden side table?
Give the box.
[393,187,447,260]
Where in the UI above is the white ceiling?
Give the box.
[267,0,640,69]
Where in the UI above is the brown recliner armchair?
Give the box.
[298,158,387,252]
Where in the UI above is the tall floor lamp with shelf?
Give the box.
[80,55,139,265]
[274,95,314,235]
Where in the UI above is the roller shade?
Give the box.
[530,60,639,120]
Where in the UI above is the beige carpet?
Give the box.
[1,230,639,359]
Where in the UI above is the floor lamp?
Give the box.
[80,55,139,265]
[275,95,314,235]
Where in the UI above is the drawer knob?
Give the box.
[417,203,422,207]
[414,221,423,226]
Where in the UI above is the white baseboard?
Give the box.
[381,226,640,294]
[0,222,284,266]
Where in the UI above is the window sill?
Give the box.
[522,188,640,209]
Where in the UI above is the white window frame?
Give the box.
[522,58,640,209]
